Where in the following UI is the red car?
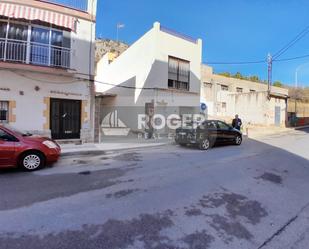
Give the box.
[0,124,61,171]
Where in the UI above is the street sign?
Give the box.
[201,103,207,111]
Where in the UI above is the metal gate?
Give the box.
[50,98,81,139]
[275,106,281,126]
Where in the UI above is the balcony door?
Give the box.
[50,98,81,140]
[3,22,28,63]
[30,27,50,66]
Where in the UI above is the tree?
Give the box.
[249,76,260,82]
[234,72,243,79]
[218,72,231,77]
[273,81,283,87]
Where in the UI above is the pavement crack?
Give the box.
[257,201,309,249]
[257,215,298,249]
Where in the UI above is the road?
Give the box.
[0,128,309,249]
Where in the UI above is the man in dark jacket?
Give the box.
[232,114,242,131]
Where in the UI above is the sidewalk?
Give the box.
[60,137,172,156]
[245,125,309,139]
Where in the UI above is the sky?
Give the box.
[96,0,309,87]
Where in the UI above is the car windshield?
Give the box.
[2,124,32,136]
[183,121,202,128]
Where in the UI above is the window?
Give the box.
[206,121,217,129]
[221,85,229,91]
[0,128,16,142]
[0,101,9,123]
[203,82,212,88]
[222,102,227,108]
[250,89,256,93]
[236,87,243,93]
[0,20,71,68]
[168,56,190,91]
[5,22,28,62]
[217,121,230,130]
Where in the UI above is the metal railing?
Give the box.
[0,39,71,69]
[38,0,88,12]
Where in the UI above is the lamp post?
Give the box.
[116,23,125,42]
[295,62,309,88]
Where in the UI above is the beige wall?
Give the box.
[288,99,309,117]
[201,64,288,126]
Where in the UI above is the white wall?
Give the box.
[0,70,91,133]
[95,22,202,108]
[71,18,96,79]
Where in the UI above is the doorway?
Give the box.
[50,98,81,139]
[275,106,281,126]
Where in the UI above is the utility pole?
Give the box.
[267,53,272,99]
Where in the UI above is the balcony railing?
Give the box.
[0,39,71,69]
[39,0,88,12]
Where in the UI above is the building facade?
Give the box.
[201,65,289,127]
[0,0,97,142]
[95,22,202,141]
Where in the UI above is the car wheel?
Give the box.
[235,135,242,145]
[199,138,210,150]
[20,152,44,171]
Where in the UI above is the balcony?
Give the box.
[0,39,71,69]
[39,0,88,12]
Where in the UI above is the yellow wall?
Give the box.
[43,97,50,130]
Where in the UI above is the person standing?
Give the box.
[232,114,242,131]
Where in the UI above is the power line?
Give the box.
[272,26,309,59]
[273,53,309,62]
[205,60,266,65]
[205,52,309,65]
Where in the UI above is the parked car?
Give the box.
[0,124,61,171]
[175,120,242,150]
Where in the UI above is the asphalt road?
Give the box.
[0,128,309,249]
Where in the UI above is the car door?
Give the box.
[216,121,232,143]
[205,121,218,144]
[0,128,16,167]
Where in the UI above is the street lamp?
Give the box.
[295,62,309,88]
[116,23,125,42]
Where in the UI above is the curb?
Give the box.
[247,126,309,139]
[61,142,170,157]
[294,125,309,130]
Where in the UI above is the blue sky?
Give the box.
[96,0,309,87]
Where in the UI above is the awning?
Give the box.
[0,3,76,31]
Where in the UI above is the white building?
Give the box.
[95,22,202,140]
[0,0,97,142]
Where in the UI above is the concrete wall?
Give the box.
[200,64,288,126]
[226,92,287,126]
